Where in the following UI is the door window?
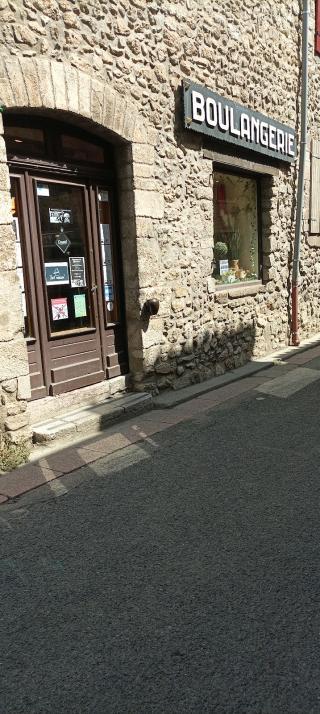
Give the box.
[36,181,94,334]
[98,189,118,324]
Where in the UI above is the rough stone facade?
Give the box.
[0,0,319,443]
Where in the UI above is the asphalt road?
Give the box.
[1,376,320,713]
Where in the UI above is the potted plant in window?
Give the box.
[214,241,228,276]
[229,230,240,274]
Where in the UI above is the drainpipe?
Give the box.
[291,0,309,346]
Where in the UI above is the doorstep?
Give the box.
[32,392,153,447]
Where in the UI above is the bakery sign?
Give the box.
[182,80,296,163]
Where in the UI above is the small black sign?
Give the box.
[55,235,71,254]
[69,257,86,288]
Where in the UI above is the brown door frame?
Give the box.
[6,116,128,397]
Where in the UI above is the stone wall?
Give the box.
[0,0,319,413]
[0,112,31,444]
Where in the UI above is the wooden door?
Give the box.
[10,172,128,398]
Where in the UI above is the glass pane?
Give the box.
[4,126,45,158]
[61,135,105,164]
[213,172,259,285]
[10,178,32,337]
[98,189,117,323]
[36,181,93,334]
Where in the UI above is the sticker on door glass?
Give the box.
[100,224,110,244]
[37,184,50,197]
[69,257,86,288]
[49,208,72,224]
[73,294,87,318]
[104,283,114,301]
[45,262,69,285]
[54,227,72,254]
[51,297,68,321]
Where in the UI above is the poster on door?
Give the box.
[73,294,87,318]
[51,297,68,321]
[45,262,69,285]
[69,257,86,288]
[49,208,73,224]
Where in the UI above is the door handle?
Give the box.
[91,284,98,292]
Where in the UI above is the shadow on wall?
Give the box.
[139,319,258,394]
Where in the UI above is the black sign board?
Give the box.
[183,80,296,163]
[69,257,86,288]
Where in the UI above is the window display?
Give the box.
[213,172,259,284]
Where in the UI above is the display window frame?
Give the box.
[212,165,263,290]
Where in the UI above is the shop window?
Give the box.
[316,0,320,54]
[213,171,260,285]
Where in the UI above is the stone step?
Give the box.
[32,392,153,445]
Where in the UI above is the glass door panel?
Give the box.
[36,181,94,334]
[98,189,119,324]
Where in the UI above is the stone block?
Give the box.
[91,78,104,124]
[0,164,10,192]
[102,87,116,129]
[133,163,154,178]
[147,126,159,146]
[135,217,155,237]
[0,272,24,341]
[2,379,16,393]
[4,412,29,432]
[78,70,91,118]
[0,335,29,381]
[5,57,28,107]
[21,58,42,107]
[36,57,55,109]
[133,177,159,191]
[5,427,32,445]
[122,111,137,142]
[0,191,11,224]
[17,375,31,401]
[137,237,162,288]
[65,64,79,114]
[112,96,126,137]
[141,318,164,349]
[207,277,216,294]
[0,225,16,271]
[51,60,67,110]
[0,57,14,107]
[132,143,155,165]
[215,291,229,304]
[135,190,164,219]
[133,118,148,143]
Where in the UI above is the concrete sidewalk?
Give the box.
[1,334,320,506]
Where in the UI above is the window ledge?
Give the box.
[215,280,264,302]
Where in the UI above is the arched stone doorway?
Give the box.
[0,58,163,431]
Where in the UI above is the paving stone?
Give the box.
[0,463,62,498]
[37,447,100,474]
